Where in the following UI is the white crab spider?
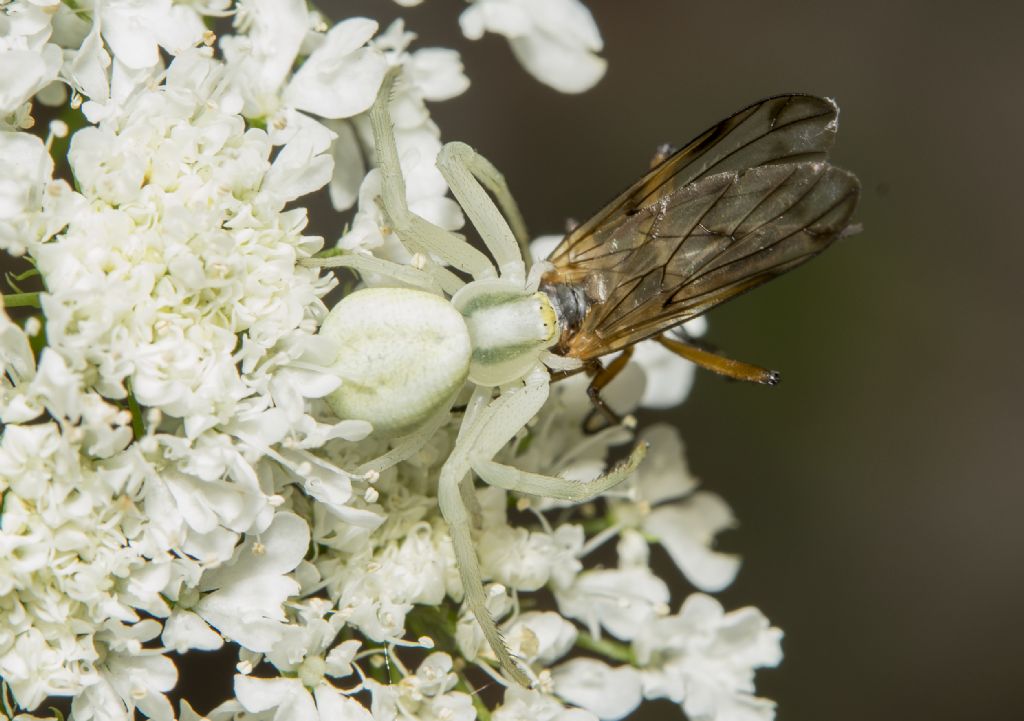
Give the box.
[307,70,645,685]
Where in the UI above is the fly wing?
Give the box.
[548,95,841,266]
[549,161,860,360]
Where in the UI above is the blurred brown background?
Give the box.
[334,1,1024,719]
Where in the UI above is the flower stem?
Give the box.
[2,292,41,308]
[576,631,637,665]
[405,603,458,654]
[313,247,345,259]
[125,381,146,440]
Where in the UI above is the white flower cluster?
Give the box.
[0,2,783,721]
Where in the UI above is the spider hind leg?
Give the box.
[441,368,644,686]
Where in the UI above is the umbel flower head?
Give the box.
[0,2,782,721]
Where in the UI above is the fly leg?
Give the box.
[656,334,780,385]
[584,346,636,431]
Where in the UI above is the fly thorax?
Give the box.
[452,279,559,386]
[538,275,588,353]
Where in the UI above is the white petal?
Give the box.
[324,639,362,678]
[635,424,698,505]
[0,44,63,111]
[100,2,161,69]
[303,471,355,517]
[553,658,643,721]
[645,493,740,592]
[326,119,365,211]
[718,606,785,669]
[632,340,697,410]
[530,234,562,262]
[234,0,309,94]
[162,610,224,653]
[0,303,36,382]
[314,684,374,721]
[615,529,649,569]
[505,611,578,666]
[153,5,206,56]
[533,0,604,50]
[200,512,310,589]
[183,525,242,565]
[495,686,600,721]
[459,3,532,40]
[236,675,311,716]
[326,17,381,55]
[196,573,300,648]
[458,0,609,92]
[573,352,644,419]
[0,42,62,112]
[556,566,669,640]
[683,315,708,337]
[409,48,470,101]
[685,689,777,721]
[509,33,606,94]
[0,129,51,212]
[288,47,388,118]
[264,123,335,204]
[284,19,387,119]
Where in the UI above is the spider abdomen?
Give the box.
[319,287,471,436]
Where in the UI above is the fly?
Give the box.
[537,94,861,423]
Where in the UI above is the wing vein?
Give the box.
[675,167,832,293]
[632,105,834,208]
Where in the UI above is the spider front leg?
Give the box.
[473,443,646,502]
[439,367,645,686]
[437,142,530,279]
[301,253,444,295]
[469,368,646,500]
[369,69,497,281]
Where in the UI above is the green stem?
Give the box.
[313,247,345,259]
[6,267,40,293]
[125,381,145,440]
[580,515,613,536]
[2,292,41,308]
[576,631,637,666]
[405,604,459,655]
[10,268,40,281]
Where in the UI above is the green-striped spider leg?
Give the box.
[437,367,644,686]
[310,69,646,686]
